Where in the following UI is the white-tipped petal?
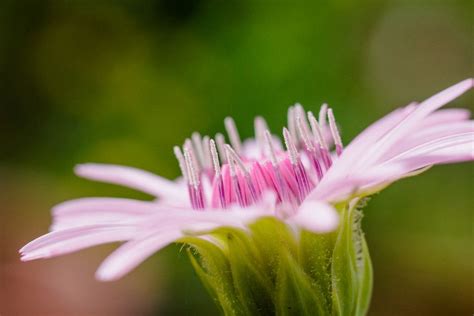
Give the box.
[293,201,339,233]
[74,163,184,200]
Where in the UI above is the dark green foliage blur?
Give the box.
[0,0,472,315]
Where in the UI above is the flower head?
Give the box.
[20,79,473,284]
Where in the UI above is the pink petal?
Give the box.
[143,207,271,232]
[309,162,415,203]
[380,121,474,162]
[51,198,164,230]
[316,79,472,203]
[20,225,138,261]
[384,132,474,163]
[53,197,160,216]
[344,103,416,157]
[398,150,474,168]
[419,108,471,127]
[94,196,278,281]
[321,103,417,182]
[95,230,183,281]
[292,201,339,233]
[74,163,186,200]
[338,146,473,201]
[359,79,473,169]
[354,152,473,195]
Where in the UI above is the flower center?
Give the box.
[174,103,343,210]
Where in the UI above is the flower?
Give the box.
[20,79,473,285]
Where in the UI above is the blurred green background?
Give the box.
[1,0,472,315]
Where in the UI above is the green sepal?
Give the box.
[184,204,374,316]
[180,236,245,316]
[331,206,358,315]
[354,234,373,316]
[331,201,373,316]
[214,227,275,315]
[248,217,297,282]
[276,249,330,316]
[299,229,336,314]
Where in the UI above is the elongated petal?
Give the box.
[292,201,339,233]
[419,108,471,127]
[95,230,183,281]
[140,207,273,233]
[351,152,473,197]
[359,79,473,169]
[51,198,165,230]
[398,150,474,169]
[320,103,417,183]
[95,193,278,281]
[325,144,472,203]
[384,132,474,163]
[342,104,416,158]
[310,79,473,203]
[20,225,138,261]
[53,197,161,216]
[380,121,474,161]
[309,163,411,202]
[75,163,186,200]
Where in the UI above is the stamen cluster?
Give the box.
[174,103,343,211]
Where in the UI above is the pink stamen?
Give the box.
[183,146,205,210]
[308,111,333,170]
[283,128,311,203]
[225,144,259,204]
[264,130,288,203]
[306,149,323,181]
[296,115,323,181]
[210,139,226,209]
[177,104,347,211]
[226,147,246,207]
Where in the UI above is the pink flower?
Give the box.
[20,79,473,281]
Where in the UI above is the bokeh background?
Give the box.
[1,0,472,315]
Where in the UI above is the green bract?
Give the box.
[180,199,373,316]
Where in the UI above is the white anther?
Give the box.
[296,115,314,151]
[209,139,221,177]
[173,146,188,181]
[264,130,279,166]
[308,111,328,150]
[183,147,199,187]
[215,133,227,163]
[225,144,249,175]
[308,111,328,149]
[327,108,342,148]
[225,146,237,177]
[224,117,242,154]
[283,127,299,165]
